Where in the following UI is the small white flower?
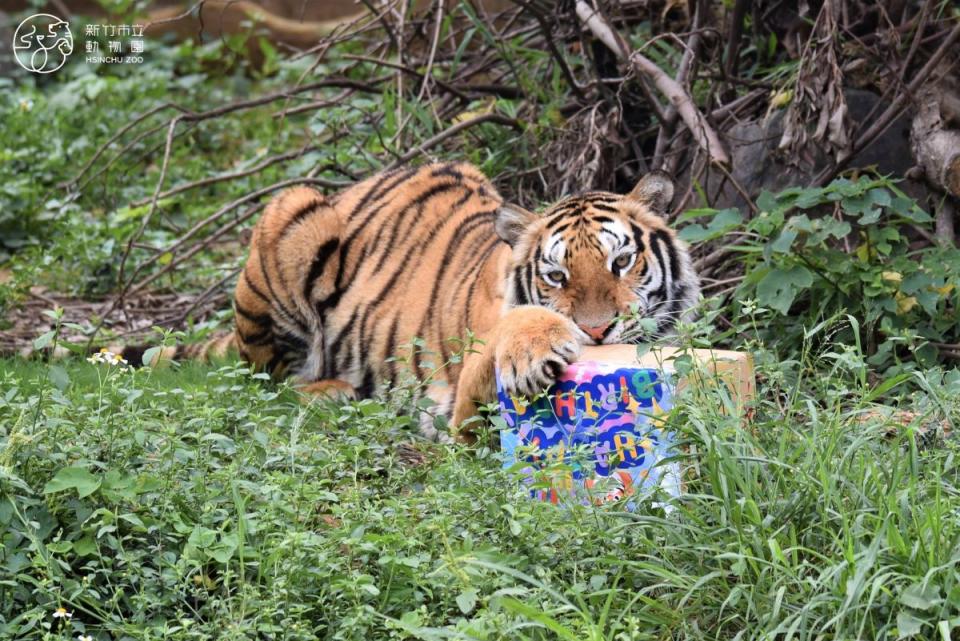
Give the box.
[53,607,72,619]
[78,635,93,641]
[18,98,33,112]
[87,348,131,370]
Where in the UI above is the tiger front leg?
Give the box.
[452,306,582,441]
[495,306,582,398]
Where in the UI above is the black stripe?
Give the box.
[303,238,340,302]
[462,237,502,331]
[275,331,309,352]
[315,289,343,317]
[450,188,474,210]
[583,193,619,204]
[347,167,406,221]
[358,367,375,398]
[238,327,272,346]
[430,163,464,180]
[339,167,419,263]
[278,197,323,238]
[256,235,309,334]
[665,233,680,278]
[317,234,346,317]
[652,230,679,282]
[524,263,536,303]
[327,308,358,354]
[418,211,497,341]
[266,350,288,375]
[361,182,465,265]
[384,315,401,382]
[235,303,272,327]
[667,284,688,321]
[513,267,529,305]
[242,269,271,303]
[588,202,619,213]
[329,308,360,375]
[630,223,647,254]
[544,207,578,226]
[648,232,673,302]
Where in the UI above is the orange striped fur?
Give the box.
[164,162,700,440]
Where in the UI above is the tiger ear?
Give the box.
[495,203,538,246]
[627,170,675,215]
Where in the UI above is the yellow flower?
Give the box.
[769,88,793,109]
[53,607,72,619]
[934,283,955,297]
[895,292,918,315]
[881,271,902,284]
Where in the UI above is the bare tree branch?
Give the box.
[574,0,730,167]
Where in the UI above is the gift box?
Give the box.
[497,345,755,506]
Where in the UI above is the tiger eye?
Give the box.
[614,254,632,270]
[546,270,566,285]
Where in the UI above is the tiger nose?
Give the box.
[578,323,611,341]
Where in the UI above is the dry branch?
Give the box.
[385,113,522,170]
[129,146,347,208]
[574,0,730,167]
[814,17,960,186]
[912,86,960,198]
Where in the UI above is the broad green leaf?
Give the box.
[188,525,218,549]
[897,611,926,638]
[892,197,932,222]
[771,228,797,253]
[48,365,70,391]
[678,208,742,243]
[456,588,478,614]
[47,540,72,553]
[141,346,162,366]
[499,597,580,640]
[794,188,826,209]
[208,533,238,563]
[756,266,813,315]
[43,466,101,498]
[73,536,97,557]
[33,330,55,351]
[900,582,942,611]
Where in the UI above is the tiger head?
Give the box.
[495,171,700,345]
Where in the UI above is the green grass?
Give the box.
[2,327,959,640]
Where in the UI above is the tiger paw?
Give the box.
[495,307,582,398]
[297,378,357,402]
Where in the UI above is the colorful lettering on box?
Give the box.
[496,361,677,507]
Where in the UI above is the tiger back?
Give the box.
[233,163,508,409]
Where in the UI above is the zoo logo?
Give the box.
[13,13,73,74]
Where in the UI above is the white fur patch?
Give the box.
[545,234,566,264]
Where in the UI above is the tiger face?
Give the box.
[495,171,700,345]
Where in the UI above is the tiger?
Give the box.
[134,162,700,440]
